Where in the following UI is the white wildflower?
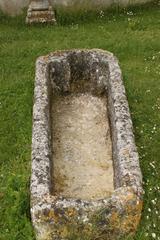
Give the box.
[151,233,156,239]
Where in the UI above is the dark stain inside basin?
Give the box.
[52,92,113,200]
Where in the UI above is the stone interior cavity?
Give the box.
[52,93,113,200]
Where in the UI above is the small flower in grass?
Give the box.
[150,162,155,169]
[151,199,156,205]
[146,89,151,93]
[151,233,156,239]
[99,10,104,18]
[148,208,151,212]
[127,11,133,15]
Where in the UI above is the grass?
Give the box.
[0,1,160,239]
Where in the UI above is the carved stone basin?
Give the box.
[31,49,143,240]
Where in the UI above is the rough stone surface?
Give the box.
[31,49,143,240]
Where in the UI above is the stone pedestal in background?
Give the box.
[26,0,56,24]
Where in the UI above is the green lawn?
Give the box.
[0,2,160,239]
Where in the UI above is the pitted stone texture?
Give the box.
[31,49,143,240]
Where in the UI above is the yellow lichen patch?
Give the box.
[122,200,143,232]
[60,226,69,238]
[109,211,121,229]
[126,199,143,215]
[117,198,142,234]
[44,209,60,223]
[48,210,56,219]
[83,223,93,235]
[67,207,77,217]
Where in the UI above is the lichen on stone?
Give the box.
[31,49,143,240]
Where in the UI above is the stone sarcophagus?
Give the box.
[31,49,143,240]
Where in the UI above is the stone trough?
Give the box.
[31,49,143,240]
